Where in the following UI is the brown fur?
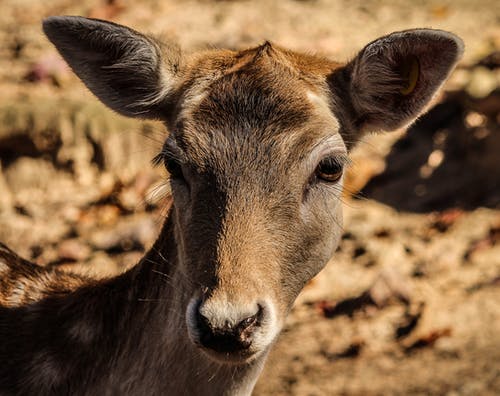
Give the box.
[0,16,463,396]
[0,244,87,307]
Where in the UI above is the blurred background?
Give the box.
[0,0,499,394]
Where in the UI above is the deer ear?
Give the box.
[331,29,463,135]
[43,16,182,120]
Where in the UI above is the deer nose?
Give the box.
[195,302,263,353]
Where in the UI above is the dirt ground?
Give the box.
[0,1,499,395]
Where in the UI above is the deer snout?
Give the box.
[196,303,262,352]
[186,297,278,362]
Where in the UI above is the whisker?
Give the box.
[151,269,172,278]
[137,298,169,302]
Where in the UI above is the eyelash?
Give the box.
[164,158,184,180]
[152,151,185,180]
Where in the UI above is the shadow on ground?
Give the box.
[362,60,500,212]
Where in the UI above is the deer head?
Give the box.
[43,16,463,364]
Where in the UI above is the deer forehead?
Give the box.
[172,48,345,172]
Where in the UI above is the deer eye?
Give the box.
[315,156,343,183]
[165,158,184,180]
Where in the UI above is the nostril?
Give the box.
[237,304,263,332]
[239,315,257,329]
[193,302,265,353]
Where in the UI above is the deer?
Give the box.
[0,16,463,396]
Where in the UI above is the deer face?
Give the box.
[167,51,348,362]
[43,16,463,364]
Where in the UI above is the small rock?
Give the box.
[0,163,14,212]
[118,170,160,212]
[61,205,82,224]
[118,188,142,212]
[369,268,412,307]
[24,54,70,86]
[88,0,126,20]
[478,51,500,70]
[316,268,412,319]
[466,67,499,98]
[89,216,157,253]
[58,239,91,262]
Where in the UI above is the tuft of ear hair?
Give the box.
[332,29,464,135]
[43,16,182,119]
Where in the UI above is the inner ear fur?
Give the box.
[329,29,464,138]
[43,16,183,120]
